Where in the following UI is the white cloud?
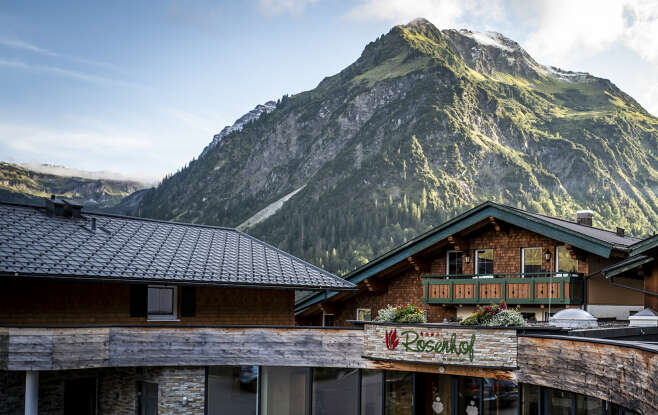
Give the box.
[522,1,625,65]
[0,58,144,89]
[258,0,318,16]
[0,121,163,182]
[622,0,658,63]
[637,81,658,117]
[0,36,120,71]
[344,0,505,28]
[520,0,658,68]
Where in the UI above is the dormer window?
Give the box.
[147,285,178,321]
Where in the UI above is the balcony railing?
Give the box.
[421,272,584,305]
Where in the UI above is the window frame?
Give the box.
[474,249,494,278]
[521,247,543,276]
[446,250,463,276]
[555,245,578,277]
[322,313,335,327]
[147,284,179,321]
[356,308,372,321]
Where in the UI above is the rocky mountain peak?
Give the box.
[200,100,277,158]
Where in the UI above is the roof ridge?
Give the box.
[0,201,239,232]
[503,204,641,240]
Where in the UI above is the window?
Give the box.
[322,314,335,327]
[361,370,384,415]
[556,245,578,276]
[385,371,413,415]
[207,366,258,415]
[312,368,359,415]
[147,285,177,321]
[446,250,463,275]
[475,249,494,277]
[356,308,372,321]
[522,247,542,275]
[483,379,518,415]
[260,366,309,415]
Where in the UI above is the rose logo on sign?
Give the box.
[385,329,399,350]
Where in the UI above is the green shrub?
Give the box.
[375,305,398,322]
[459,301,526,326]
[459,312,479,325]
[375,304,427,323]
[484,309,527,327]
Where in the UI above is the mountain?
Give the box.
[0,162,146,210]
[128,19,658,274]
[199,101,277,158]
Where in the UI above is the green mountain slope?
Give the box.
[132,19,658,274]
[0,162,145,210]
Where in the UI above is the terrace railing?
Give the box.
[421,272,584,305]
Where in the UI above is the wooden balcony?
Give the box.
[422,272,584,305]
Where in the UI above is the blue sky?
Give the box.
[1,0,657,183]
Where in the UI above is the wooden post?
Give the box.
[25,371,38,415]
[645,263,658,312]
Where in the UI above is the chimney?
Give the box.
[616,227,625,237]
[91,217,97,231]
[62,200,83,218]
[44,197,65,216]
[576,210,594,227]
[44,197,83,218]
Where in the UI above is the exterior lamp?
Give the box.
[464,252,471,264]
[544,249,552,263]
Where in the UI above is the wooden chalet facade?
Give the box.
[1,199,656,415]
[296,202,647,326]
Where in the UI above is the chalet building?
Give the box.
[1,199,656,415]
[0,199,356,414]
[296,202,648,326]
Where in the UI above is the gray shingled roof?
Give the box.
[0,202,354,290]
[511,208,642,247]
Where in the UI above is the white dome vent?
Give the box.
[549,308,598,328]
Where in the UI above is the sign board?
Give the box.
[362,323,517,368]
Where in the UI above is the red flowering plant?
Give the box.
[460,301,508,325]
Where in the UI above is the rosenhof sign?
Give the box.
[363,323,517,368]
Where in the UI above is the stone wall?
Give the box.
[0,366,206,415]
[362,323,517,368]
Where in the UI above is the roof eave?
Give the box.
[1,272,356,291]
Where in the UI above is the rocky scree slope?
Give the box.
[131,19,658,274]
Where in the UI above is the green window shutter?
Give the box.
[181,286,196,317]
[129,285,147,317]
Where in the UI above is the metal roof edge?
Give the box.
[630,234,658,256]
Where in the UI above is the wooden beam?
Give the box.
[407,256,431,273]
[565,244,586,261]
[488,216,501,232]
[367,360,516,381]
[447,235,469,252]
[362,278,387,294]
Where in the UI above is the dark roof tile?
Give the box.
[0,203,354,290]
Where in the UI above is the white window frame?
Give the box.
[474,249,494,278]
[555,245,578,277]
[322,313,335,327]
[147,285,179,321]
[521,247,543,276]
[446,250,463,276]
[356,308,372,321]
